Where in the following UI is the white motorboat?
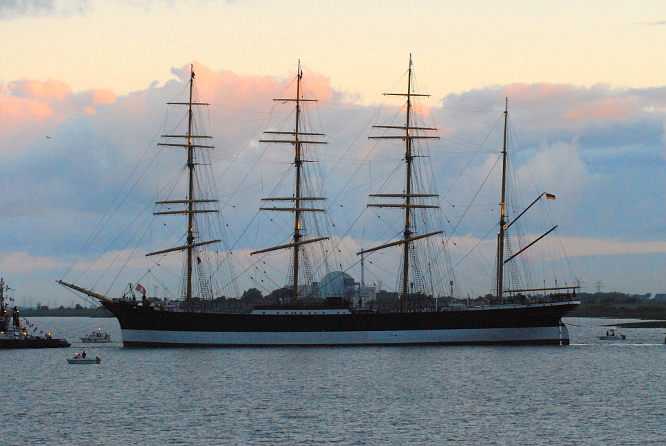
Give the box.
[598,329,626,340]
[81,328,111,343]
[67,352,101,364]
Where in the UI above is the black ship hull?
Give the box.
[101,300,579,347]
[0,338,71,349]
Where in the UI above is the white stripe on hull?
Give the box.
[122,325,570,346]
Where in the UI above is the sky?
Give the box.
[1,0,665,306]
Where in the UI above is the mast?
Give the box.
[496,98,509,299]
[358,55,440,312]
[148,65,219,307]
[251,61,328,305]
[186,66,196,303]
[402,57,414,313]
[493,100,571,297]
[292,63,304,305]
[0,278,6,332]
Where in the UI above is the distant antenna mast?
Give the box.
[595,281,603,293]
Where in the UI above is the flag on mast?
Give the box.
[136,283,147,296]
[546,193,556,200]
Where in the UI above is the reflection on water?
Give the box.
[2,317,665,445]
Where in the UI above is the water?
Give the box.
[2,317,665,445]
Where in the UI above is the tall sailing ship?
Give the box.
[58,60,580,347]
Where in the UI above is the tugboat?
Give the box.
[0,278,70,349]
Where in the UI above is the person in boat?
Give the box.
[82,351,87,358]
[13,306,20,328]
[1,307,9,331]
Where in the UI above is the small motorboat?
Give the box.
[598,329,626,340]
[67,352,101,364]
[81,328,111,343]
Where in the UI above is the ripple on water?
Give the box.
[2,317,666,445]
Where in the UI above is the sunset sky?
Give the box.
[1,0,665,306]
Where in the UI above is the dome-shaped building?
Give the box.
[315,271,357,299]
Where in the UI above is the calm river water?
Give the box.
[2,317,665,445]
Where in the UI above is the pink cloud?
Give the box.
[299,70,334,102]
[171,62,336,112]
[8,78,71,100]
[4,77,117,114]
[85,90,116,115]
[564,97,634,121]
[91,89,117,107]
[0,92,54,123]
[0,77,119,152]
[0,85,56,151]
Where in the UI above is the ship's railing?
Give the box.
[113,291,579,314]
[115,295,358,314]
[475,292,578,308]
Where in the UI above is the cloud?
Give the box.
[0,252,67,272]
[562,237,666,257]
[0,0,92,20]
[0,0,225,20]
[564,97,635,121]
[1,64,666,300]
[436,82,666,232]
[0,78,117,155]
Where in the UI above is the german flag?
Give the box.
[545,193,556,200]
